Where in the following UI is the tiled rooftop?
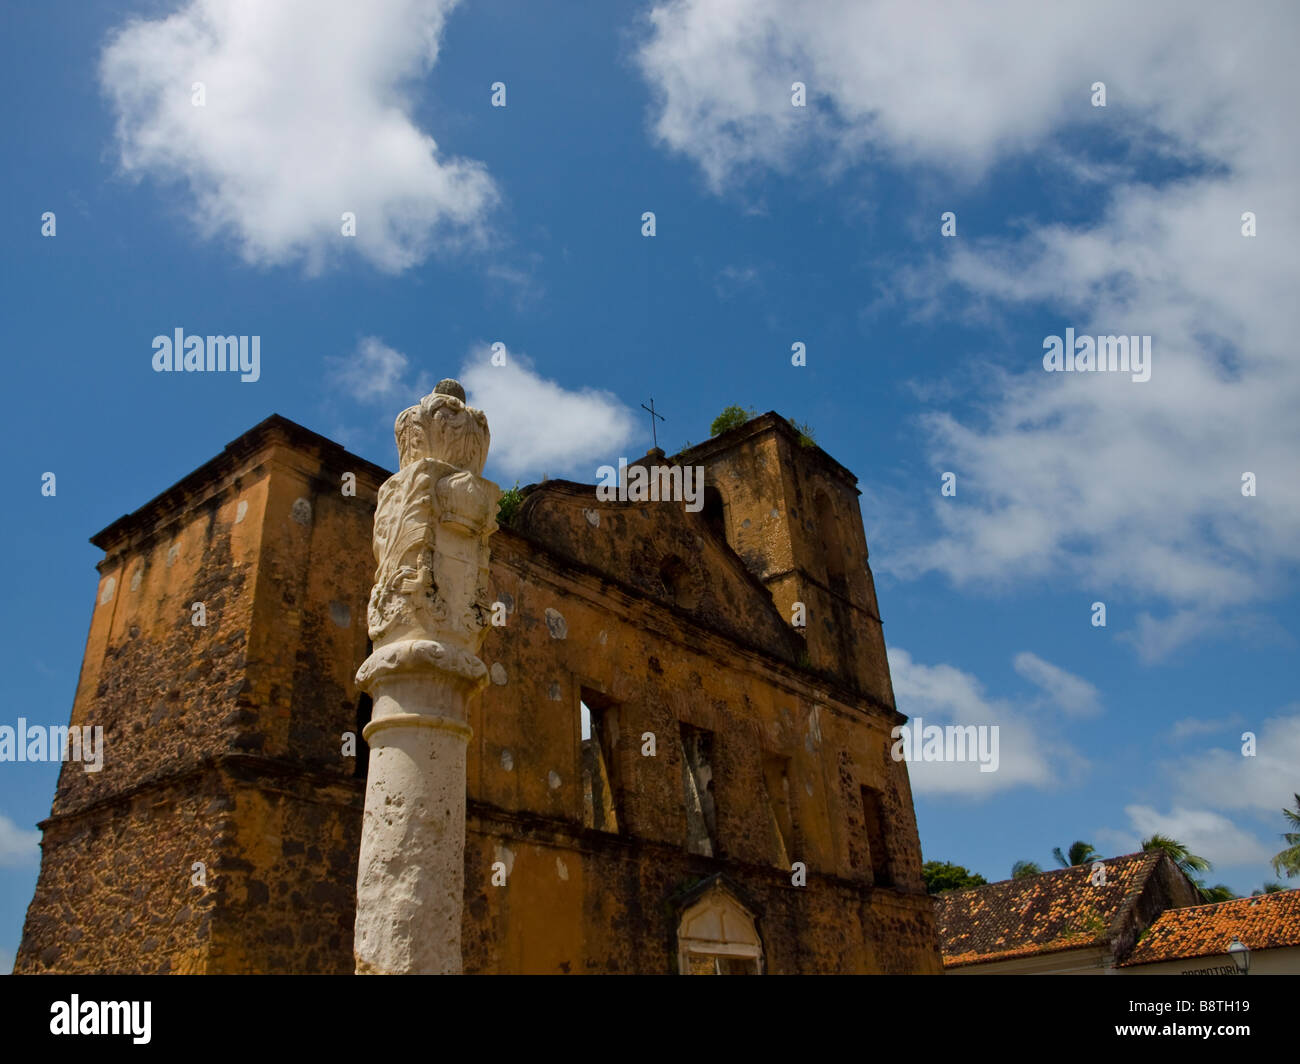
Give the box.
[936,851,1164,968]
[1121,887,1300,966]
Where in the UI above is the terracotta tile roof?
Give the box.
[935,851,1165,968]
[1121,888,1300,966]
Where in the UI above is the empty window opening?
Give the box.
[860,786,892,887]
[701,486,726,542]
[677,886,763,975]
[762,754,794,869]
[580,692,621,833]
[680,723,717,856]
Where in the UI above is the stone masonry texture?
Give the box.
[16,412,943,975]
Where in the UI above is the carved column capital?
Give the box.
[358,381,500,689]
[353,377,499,976]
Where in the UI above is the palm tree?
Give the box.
[1254,882,1284,895]
[1011,860,1042,879]
[1053,841,1100,867]
[1270,794,1300,879]
[1141,833,1211,881]
[1139,833,1236,902]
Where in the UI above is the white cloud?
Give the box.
[1164,708,1300,817]
[322,340,636,480]
[887,647,1086,796]
[1099,708,1300,875]
[327,337,413,403]
[0,946,12,975]
[1092,825,1141,857]
[1170,714,1242,741]
[327,337,426,405]
[637,2,1300,660]
[0,814,39,868]
[1121,610,1222,666]
[1012,651,1101,717]
[100,0,496,272]
[459,346,637,481]
[895,172,1300,627]
[1123,805,1273,868]
[713,264,761,300]
[637,0,1233,189]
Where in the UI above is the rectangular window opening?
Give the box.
[860,785,892,887]
[679,723,717,856]
[762,754,793,869]
[580,690,621,833]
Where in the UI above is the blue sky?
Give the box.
[2,0,1298,969]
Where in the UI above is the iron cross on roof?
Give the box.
[640,397,665,450]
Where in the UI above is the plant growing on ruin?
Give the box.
[788,417,816,448]
[497,481,523,527]
[710,405,756,436]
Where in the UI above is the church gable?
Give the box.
[511,480,801,664]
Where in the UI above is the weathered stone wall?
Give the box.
[16,779,220,974]
[679,416,895,707]
[16,418,386,975]
[51,461,261,816]
[512,480,803,665]
[17,412,941,975]
[454,519,936,973]
[204,761,363,975]
[461,818,938,973]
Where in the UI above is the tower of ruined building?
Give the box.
[683,412,895,708]
[15,416,388,974]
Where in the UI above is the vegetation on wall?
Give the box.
[787,417,816,448]
[709,405,817,449]
[497,482,523,527]
[710,405,756,437]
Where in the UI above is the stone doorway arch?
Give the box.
[676,879,764,974]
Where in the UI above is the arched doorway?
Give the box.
[677,881,764,974]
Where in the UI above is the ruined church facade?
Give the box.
[16,409,941,974]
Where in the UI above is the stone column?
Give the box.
[353,379,499,975]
